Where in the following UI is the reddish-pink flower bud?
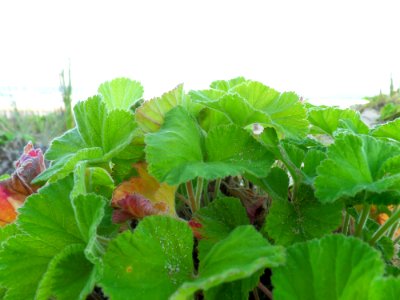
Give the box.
[0,142,45,226]
[112,193,169,223]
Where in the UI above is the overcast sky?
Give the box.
[1,0,399,109]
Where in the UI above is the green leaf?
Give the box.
[18,177,83,249]
[0,235,57,300]
[73,96,137,157]
[37,96,137,183]
[0,224,18,244]
[264,184,342,245]
[315,134,400,204]
[200,93,271,127]
[36,244,97,300]
[189,89,226,104]
[145,106,274,185]
[85,167,115,198]
[210,77,248,91]
[72,194,106,265]
[100,216,194,300]
[245,167,289,201]
[34,147,103,183]
[74,96,107,147]
[369,277,400,300]
[171,226,285,300]
[371,118,400,142]
[272,234,385,300]
[111,158,139,185]
[232,81,308,139]
[197,107,231,132]
[204,276,261,300]
[45,128,86,161]
[193,197,249,261]
[136,84,188,133]
[0,177,105,299]
[302,149,327,181]
[98,78,143,111]
[375,236,394,261]
[308,107,369,135]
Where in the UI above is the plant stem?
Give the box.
[388,206,399,239]
[370,208,400,245]
[195,177,204,210]
[213,178,222,200]
[394,234,400,244]
[186,181,197,213]
[253,288,260,300]
[355,204,371,237]
[176,193,190,206]
[342,210,351,235]
[258,282,273,300]
[203,179,210,206]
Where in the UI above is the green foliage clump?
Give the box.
[0,77,399,299]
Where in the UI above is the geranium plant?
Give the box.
[0,77,399,299]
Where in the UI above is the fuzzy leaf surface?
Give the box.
[264,185,342,245]
[145,106,274,185]
[98,77,143,111]
[0,177,105,299]
[171,226,285,300]
[371,118,400,142]
[36,96,137,183]
[232,81,308,139]
[315,134,400,204]
[192,197,249,261]
[308,107,369,135]
[369,277,400,300]
[272,234,385,300]
[100,216,194,300]
[36,244,97,300]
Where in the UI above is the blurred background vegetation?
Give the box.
[357,78,400,121]
[0,67,74,175]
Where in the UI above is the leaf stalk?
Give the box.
[186,181,197,213]
[195,177,204,210]
[370,208,400,245]
[355,204,371,237]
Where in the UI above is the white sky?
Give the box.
[1,0,400,109]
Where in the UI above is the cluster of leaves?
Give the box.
[1,77,400,299]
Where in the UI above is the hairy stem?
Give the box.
[258,282,273,300]
[253,288,260,300]
[355,204,371,237]
[370,208,400,245]
[195,177,204,210]
[388,206,399,239]
[213,178,222,200]
[342,210,351,235]
[186,181,197,213]
[277,144,302,201]
[202,179,210,206]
